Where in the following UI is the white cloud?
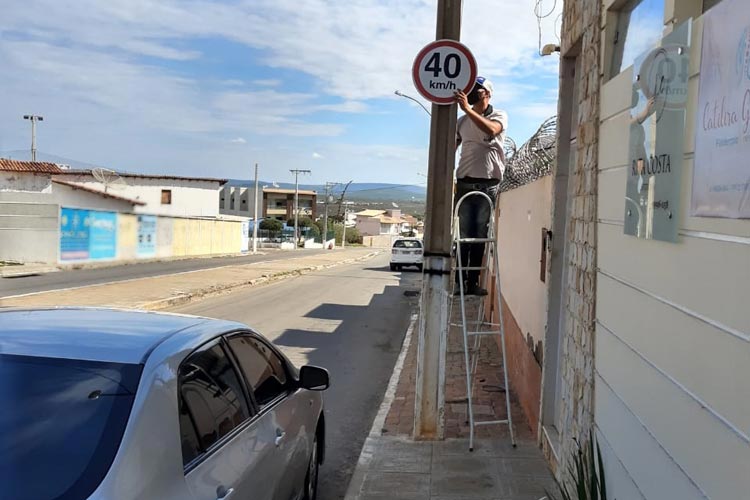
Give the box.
[230,137,247,144]
[312,152,324,159]
[0,0,562,180]
[253,79,282,87]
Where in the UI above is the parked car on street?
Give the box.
[0,307,329,500]
[390,237,423,271]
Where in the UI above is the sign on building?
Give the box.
[624,21,691,242]
[692,0,750,219]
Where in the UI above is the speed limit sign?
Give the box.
[412,40,477,105]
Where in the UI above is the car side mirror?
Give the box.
[299,365,330,391]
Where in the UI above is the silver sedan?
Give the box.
[0,307,329,500]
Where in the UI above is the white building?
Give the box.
[355,208,408,236]
[220,184,258,218]
[54,170,226,217]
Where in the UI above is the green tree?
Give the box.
[259,218,283,232]
[287,217,313,228]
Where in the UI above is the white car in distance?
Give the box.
[390,238,423,272]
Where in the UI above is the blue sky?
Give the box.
[0,0,561,185]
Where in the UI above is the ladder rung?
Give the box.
[468,331,501,336]
[454,266,488,271]
[457,237,496,243]
[474,419,510,427]
[451,320,501,326]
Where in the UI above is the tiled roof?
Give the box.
[377,215,403,224]
[52,180,146,206]
[355,209,386,217]
[0,158,62,174]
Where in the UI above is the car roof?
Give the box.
[0,308,246,364]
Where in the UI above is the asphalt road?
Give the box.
[171,253,422,500]
[0,249,328,298]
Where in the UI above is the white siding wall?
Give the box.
[596,7,750,500]
[56,175,222,217]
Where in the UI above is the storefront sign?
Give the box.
[60,208,91,260]
[624,20,691,242]
[89,211,117,260]
[693,0,750,218]
[137,215,157,257]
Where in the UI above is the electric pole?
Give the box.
[342,207,348,248]
[323,181,338,248]
[415,0,462,440]
[252,163,259,254]
[290,169,311,249]
[23,115,44,161]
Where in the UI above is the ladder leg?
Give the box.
[456,238,475,452]
[493,231,516,448]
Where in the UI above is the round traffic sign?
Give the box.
[412,40,477,105]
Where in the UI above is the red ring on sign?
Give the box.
[412,39,478,105]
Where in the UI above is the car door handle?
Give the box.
[216,487,234,500]
[275,428,286,447]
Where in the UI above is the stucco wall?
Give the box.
[0,202,58,263]
[56,174,222,217]
[0,172,52,193]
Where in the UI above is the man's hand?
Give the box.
[455,90,470,113]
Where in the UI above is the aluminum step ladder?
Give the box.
[450,190,515,451]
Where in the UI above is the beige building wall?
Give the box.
[498,175,553,345]
[592,1,749,498]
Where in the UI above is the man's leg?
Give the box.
[455,183,477,290]
[468,185,498,293]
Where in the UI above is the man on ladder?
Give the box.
[454,77,508,295]
[453,77,515,451]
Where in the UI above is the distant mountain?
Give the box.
[226,179,426,202]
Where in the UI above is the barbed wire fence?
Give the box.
[500,115,557,192]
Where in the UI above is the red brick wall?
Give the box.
[485,285,542,434]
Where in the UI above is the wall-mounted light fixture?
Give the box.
[541,43,561,56]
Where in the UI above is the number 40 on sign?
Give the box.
[412,40,477,105]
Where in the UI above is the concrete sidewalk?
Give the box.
[0,247,380,310]
[345,297,556,500]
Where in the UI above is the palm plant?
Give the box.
[545,433,609,500]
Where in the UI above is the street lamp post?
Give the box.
[23,115,44,161]
[394,90,432,116]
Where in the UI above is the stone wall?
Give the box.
[556,0,601,479]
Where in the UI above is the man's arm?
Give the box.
[455,91,504,136]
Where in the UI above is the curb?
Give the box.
[139,250,382,311]
[343,311,419,500]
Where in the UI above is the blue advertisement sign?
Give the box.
[89,211,117,260]
[137,215,157,258]
[60,208,90,261]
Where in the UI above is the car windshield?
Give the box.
[0,354,142,500]
[393,240,422,249]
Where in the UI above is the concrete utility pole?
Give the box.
[252,163,260,254]
[414,0,462,440]
[290,169,311,248]
[342,207,347,248]
[23,115,44,161]
[323,181,338,248]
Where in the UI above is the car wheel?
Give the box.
[390,263,396,271]
[303,435,319,500]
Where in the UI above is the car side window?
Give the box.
[178,342,251,466]
[227,335,289,409]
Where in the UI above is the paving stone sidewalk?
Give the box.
[0,247,379,310]
[345,295,556,500]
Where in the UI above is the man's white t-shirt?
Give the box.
[456,106,508,181]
